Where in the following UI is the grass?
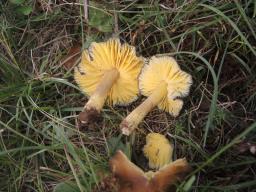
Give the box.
[1,0,256,191]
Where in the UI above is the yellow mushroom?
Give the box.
[120,56,192,135]
[109,150,190,192]
[74,39,144,125]
[143,133,173,169]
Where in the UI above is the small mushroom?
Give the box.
[74,39,144,125]
[109,150,190,192]
[143,133,173,169]
[121,56,192,135]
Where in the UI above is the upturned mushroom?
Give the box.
[74,38,144,125]
[109,150,190,192]
[143,133,173,169]
[120,56,192,135]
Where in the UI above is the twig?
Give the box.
[84,0,88,23]
[114,0,119,35]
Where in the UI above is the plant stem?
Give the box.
[121,81,167,135]
[84,0,88,23]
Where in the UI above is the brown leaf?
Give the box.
[60,43,81,70]
[236,141,256,156]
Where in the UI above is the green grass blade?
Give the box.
[200,3,256,56]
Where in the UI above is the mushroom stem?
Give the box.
[79,68,119,124]
[121,81,167,135]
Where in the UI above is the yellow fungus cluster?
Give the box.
[74,38,192,192]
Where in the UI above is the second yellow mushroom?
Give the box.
[120,56,192,135]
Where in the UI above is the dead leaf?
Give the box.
[60,43,81,70]
[236,141,256,156]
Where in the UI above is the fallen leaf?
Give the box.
[236,141,256,156]
[61,43,81,70]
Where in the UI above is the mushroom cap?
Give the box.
[110,150,191,192]
[143,133,173,169]
[74,38,144,105]
[139,56,192,116]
